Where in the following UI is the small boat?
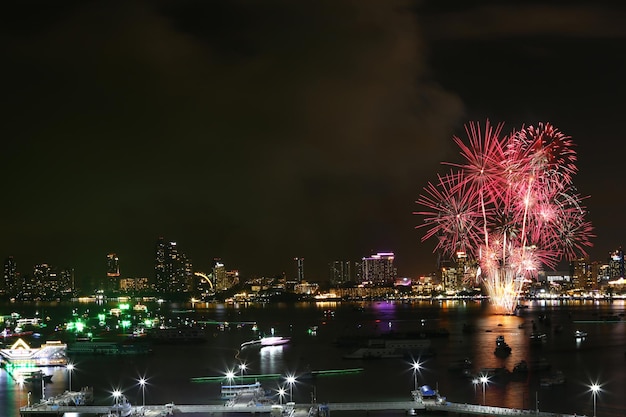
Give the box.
[530,332,547,344]
[110,394,132,417]
[241,336,290,349]
[574,330,588,339]
[494,336,512,357]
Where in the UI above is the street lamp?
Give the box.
[66,363,74,392]
[278,388,286,405]
[239,363,247,384]
[139,378,146,407]
[472,378,478,400]
[480,375,489,405]
[113,390,122,417]
[286,375,296,402]
[590,383,600,417]
[225,370,235,386]
[411,361,422,391]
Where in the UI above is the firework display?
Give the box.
[415,121,593,313]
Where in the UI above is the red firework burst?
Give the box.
[416,120,593,270]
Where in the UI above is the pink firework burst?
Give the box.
[415,121,594,313]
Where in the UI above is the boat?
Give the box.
[67,340,152,355]
[24,370,53,384]
[411,385,446,405]
[343,347,403,359]
[241,336,290,349]
[574,330,588,339]
[147,327,207,343]
[110,394,132,417]
[530,332,548,345]
[221,381,266,400]
[494,336,512,357]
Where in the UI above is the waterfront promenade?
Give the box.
[19,400,584,416]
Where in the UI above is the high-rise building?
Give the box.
[213,259,228,291]
[154,237,193,294]
[608,248,624,280]
[329,261,352,286]
[361,252,396,287]
[3,256,17,296]
[106,253,120,291]
[294,257,305,283]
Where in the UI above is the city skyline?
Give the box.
[2,2,626,280]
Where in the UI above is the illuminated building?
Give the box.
[106,253,120,291]
[119,277,150,292]
[294,257,305,283]
[2,256,17,296]
[154,237,193,294]
[213,260,228,291]
[329,261,352,286]
[608,248,624,279]
[0,338,67,366]
[361,252,396,287]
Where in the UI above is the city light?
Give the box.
[66,363,74,392]
[239,363,247,384]
[589,382,601,417]
[278,387,286,405]
[480,375,489,405]
[416,121,593,313]
[138,377,147,407]
[411,361,422,391]
[286,375,296,401]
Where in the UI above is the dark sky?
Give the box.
[2,1,625,281]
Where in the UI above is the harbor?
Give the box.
[2,300,625,417]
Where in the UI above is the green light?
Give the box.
[144,319,153,327]
[121,320,131,328]
[119,303,130,310]
[98,314,106,321]
[75,322,84,332]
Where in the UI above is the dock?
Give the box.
[20,400,584,416]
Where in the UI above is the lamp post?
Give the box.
[226,370,235,386]
[139,378,146,407]
[286,375,296,402]
[239,363,247,385]
[480,375,488,405]
[113,390,122,417]
[472,378,478,400]
[590,383,600,417]
[412,361,421,391]
[278,388,286,405]
[66,363,74,392]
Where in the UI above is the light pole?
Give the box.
[225,370,235,386]
[66,364,74,392]
[286,375,296,402]
[113,390,122,417]
[278,388,286,405]
[239,363,247,385]
[472,378,478,400]
[139,378,146,407]
[412,361,421,391]
[590,383,600,417]
[480,375,488,405]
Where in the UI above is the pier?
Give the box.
[19,400,584,416]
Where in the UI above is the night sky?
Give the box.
[2,1,625,281]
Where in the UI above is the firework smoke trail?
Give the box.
[415,121,594,313]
